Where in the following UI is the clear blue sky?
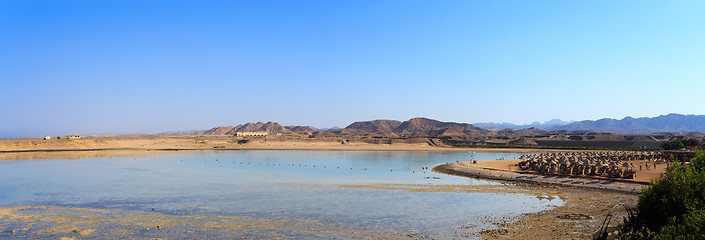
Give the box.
[1,0,704,138]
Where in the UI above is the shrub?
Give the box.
[656,208,705,240]
[620,151,705,239]
[681,138,701,148]
[661,140,685,150]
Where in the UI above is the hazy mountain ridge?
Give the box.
[474,119,574,130]
[192,114,705,137]
[496,127,549,136]
[555,114,705,134]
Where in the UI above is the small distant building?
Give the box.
[44,136,52,140]
[236,131,268,137]
[64,135,81,140]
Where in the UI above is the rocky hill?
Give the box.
[229,122,291,134]
[195,122,317,135]
[345,117,490,136]
[200,126,236,135]
[344,120,403,134]
[285,126,318,134]
[394,117,490,136]
[554,114,705,134]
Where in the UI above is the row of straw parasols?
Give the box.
[517,152,647,178]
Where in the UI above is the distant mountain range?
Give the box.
[554,114,705,135]
[473,119,575,130]
[195,117,491,137]
[193,114,705,137]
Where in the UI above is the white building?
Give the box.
[236,131,268,137]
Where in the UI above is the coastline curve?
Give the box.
[433,162,644,194]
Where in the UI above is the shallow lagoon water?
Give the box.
[0,150,562,239]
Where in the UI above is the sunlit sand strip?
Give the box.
[0,149,189,161]
[335,183,533,194]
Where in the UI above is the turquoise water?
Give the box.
[0,150,562,238]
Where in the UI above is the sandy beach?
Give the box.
[0,136,558,161]
[458,159,666,184]
[434,161,646,194]
[433,154,669,194]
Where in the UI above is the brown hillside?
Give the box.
[196,126,238,135]
[394,117,490,136]
[225,122,292,134]
[285,126,318,134]
[437,127,466,136]
[345,120,403,133]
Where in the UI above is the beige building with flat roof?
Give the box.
[236,131,268,137]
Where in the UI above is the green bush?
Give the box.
[681,138,701,148]
[656,208,705,240]
[662,140,685,150]
[621,151,705,239]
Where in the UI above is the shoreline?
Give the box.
[0,146,535,153]
[0,136,580,161]
[0,136,607,152]
[433,162,645,194]
[0,147,521,161]
[0,147,584,161]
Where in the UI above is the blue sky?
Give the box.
[1,0,704,138]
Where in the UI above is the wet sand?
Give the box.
[319,182,637,239]
[478,183,637,239]
[0,183,637,240]
[419,169,640,239]
[431,160,647,238]
[0,205,404,239]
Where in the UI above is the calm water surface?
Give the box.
[0,150,562,239]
